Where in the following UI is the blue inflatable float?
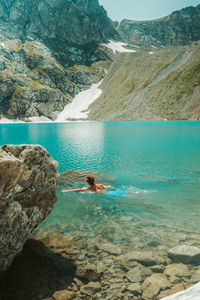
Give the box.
[106,189,127,198]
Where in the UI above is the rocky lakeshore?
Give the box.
[1,229,200,300]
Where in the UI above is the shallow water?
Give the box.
[1,121,200,252]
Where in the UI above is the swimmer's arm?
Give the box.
[62,187,89,193]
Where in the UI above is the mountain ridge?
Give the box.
[0,0,119,65]
[117,4,200,47]
[0,1,200,121]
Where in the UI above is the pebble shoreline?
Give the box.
[1,230,200,300]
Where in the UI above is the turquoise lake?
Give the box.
[1,121,200,251]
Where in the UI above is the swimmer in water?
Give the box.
[62,175,113,193]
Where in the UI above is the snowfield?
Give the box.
[103,40,137,54]
[0,80,103,123]
[56,80,103,121]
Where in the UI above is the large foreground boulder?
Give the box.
[0,144,58,275]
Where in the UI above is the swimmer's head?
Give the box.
[86,176,95,186]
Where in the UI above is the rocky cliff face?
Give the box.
[0,144,58,275]
[0,37,112,120]
[0,0,115,120]
[118,5,200,47]
[0,0,119,66]
[89,44,200,121]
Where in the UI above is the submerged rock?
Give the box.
[96,242,122,255]
[75,266,100,281]
[0,144,58,274]
[160,282,200,300]
[127,283,142,295]
[164,264,191,279]
[58,169,115,189]
[52,290,76,300]
[168,245,200,264]
[80,281,101,296]
[191,268,200,284]
[120,250,157,267]
[142,273,171,300]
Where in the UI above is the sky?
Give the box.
[99,0,200,21]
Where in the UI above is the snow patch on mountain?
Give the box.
[0,118,25,123]
[103,40,137,54]
[56,80,103,121]
[29,116,52,123]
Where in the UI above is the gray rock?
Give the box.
[126,264,152,283]
[52,290,76,300]
[127,283,142,295]
[75,266,100,281]
[168,245,200,264]
[80,282,101,296]
[96,242,121,255]
[191,268,200,283]
[110,283,126,291]
[151,265,165,273]
[164,264,191,278]
[142,285,160,300]
[58,169,115,189]
[97,261,107,273]
[122,250,157,266]
[159,283,184,299]
[160,282,200,300]
[168,275,182,284]
[0,144,58,274]
[126,267,144,283]
[143,273,171,291]
[118,253,138,268]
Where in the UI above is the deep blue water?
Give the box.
[1,121,200,249]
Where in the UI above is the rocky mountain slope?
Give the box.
[0,0,116,120]
[117,5,200,47]
[0,38,112,120]
[0,0,119,65]
[88,44,200,121]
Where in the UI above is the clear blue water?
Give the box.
[1,121,200,251]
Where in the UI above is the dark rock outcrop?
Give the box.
[0,38,111,120]
[0,0,115,121]
[0,144,58,275]
[0,0,119,66]
[117,5,200,47]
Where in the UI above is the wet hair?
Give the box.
[86,176,95,186]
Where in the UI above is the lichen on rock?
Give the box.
[0,144,58,275]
